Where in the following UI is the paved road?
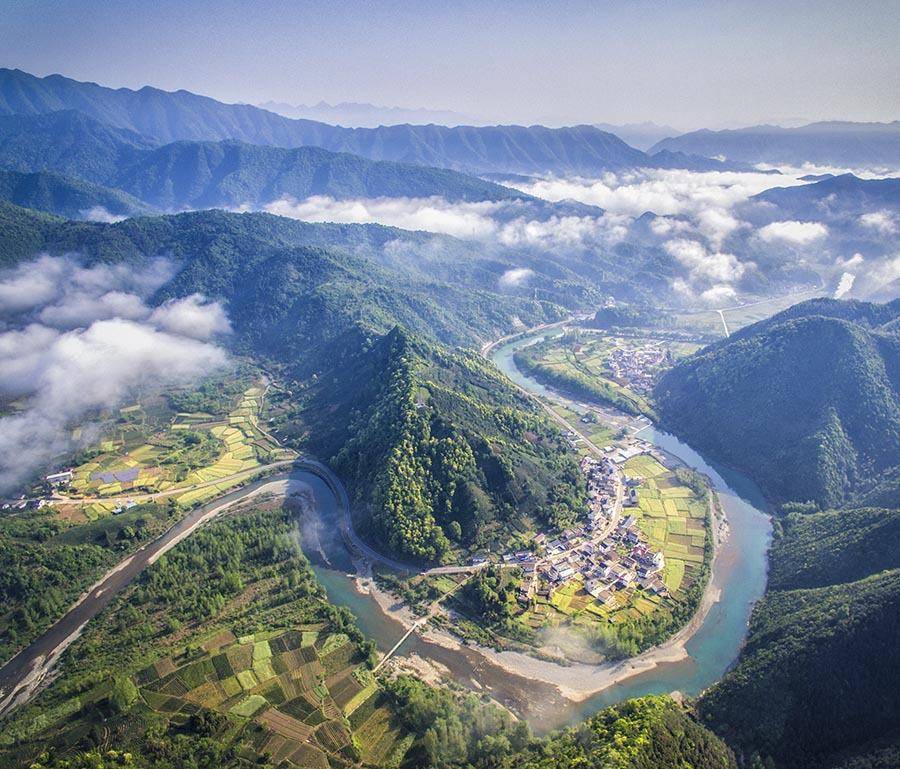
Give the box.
[0,460,328,718]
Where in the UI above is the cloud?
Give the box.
[700,284,738,305]
[834,272,856,299]
[507,169,805,218]
[498,268,534,288]
[149,294,232,340]
[663,239,747,283]
[0,255,231,493]
[859,210,897,235]
[80,206,128,224]
[264,195,500,239]
[757,220,828,244]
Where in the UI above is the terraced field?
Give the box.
[61,384,295,517]
[134,628,411,768]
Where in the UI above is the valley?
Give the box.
[0,17,897,767]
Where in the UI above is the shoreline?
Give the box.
[348,497,730,703]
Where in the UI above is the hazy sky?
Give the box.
[3,0,898,128]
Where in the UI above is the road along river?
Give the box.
[0,329,771,733]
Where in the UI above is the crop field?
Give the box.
[624,454,709,596]
[526,332,700,418]
[58,381,296,514]
[133,627,409,768]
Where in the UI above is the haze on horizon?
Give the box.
[3,0,898,130]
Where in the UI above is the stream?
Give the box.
[302,329,772,732]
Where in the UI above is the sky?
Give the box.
[2,0,899,129]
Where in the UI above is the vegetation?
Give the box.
[0,506,405,768]
[655,298,900,506]
[699,504,900,768]
[327,329,586,562]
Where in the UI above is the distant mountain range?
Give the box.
[0,69,748,176]
[257,100,477,127]
[655,298,900,507]
[748,173,900,219]
[0,111,525,212]
[651,121,900,169]
[593,122,681,151]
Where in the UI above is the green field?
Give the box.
[624,454,709,595]
[132,627,408,768]
[57,380,296,515]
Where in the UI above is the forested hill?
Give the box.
[0,168,150,219]
[655,300,900,505]
[654,298,900,507]
[0,111,526,211]
[311,328,586,562]
[699,505,900,769]
[1,68,741,175]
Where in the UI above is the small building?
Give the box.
[45,470,73,485]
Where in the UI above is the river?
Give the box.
[305,329,772,732]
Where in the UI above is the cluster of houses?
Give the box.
[606,343,673,395]
[505,449,669,609]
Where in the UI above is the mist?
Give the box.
[0,255,232,494]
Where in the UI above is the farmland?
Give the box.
[514,330,700,418]
[0,506,413,768]
[134,628,410,768]
[55,376,296,519]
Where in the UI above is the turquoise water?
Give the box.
[491,334,772,719]
[295,331,772,730]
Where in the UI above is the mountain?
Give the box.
[594,121,681,151]
[654,298,900,507]
[0,69,739,175]
[313,329,586,562]
[0,168,149,219]
[0,111,525,209]
[0,200,592,554]
[650,121,900,169]
[258,99,477,127]
[748,173,900,220]
[699,505,900,769]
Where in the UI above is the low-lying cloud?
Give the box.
[498,267,534,289]
[757,220,829,245]
[0,255,231,493]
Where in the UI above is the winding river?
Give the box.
[307,329,772,731]
[0,328,772,733]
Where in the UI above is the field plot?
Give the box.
[624,454,709,596]
[58,381,295,513]
[134,627,409,767]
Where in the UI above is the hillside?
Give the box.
[0,111,526,209]
[305,328,586,562]
[509,696,735,769]
[699,506,900,769]
[654,298,900,507]
[651,120,900,168]
[747,173,900,221]
[0,69,737,175]
[0,167,149,219]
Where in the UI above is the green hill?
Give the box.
[654,299,900,507]
[310,329,585,562]
[509,696,735,769]
[0,167,150,219]
[699,506,900,769]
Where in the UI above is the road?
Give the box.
[0,459,335,718]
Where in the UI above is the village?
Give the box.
[485,436,672,620]
[602,341,674,396]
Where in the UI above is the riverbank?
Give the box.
[348,490,730,703]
